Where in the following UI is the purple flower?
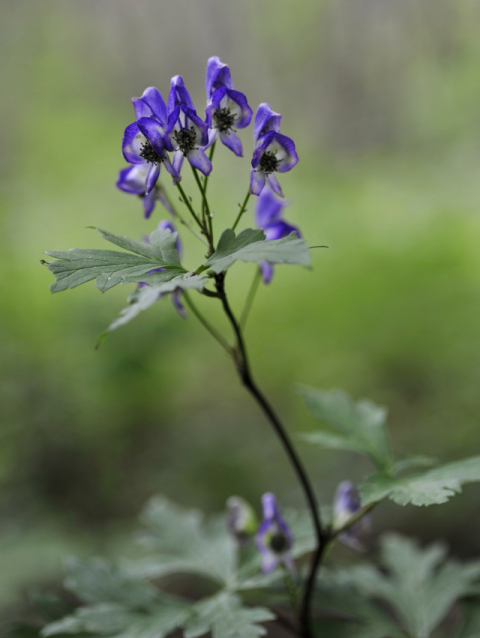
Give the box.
[165,105,211,177]
[205,87,252,157]
[205,57,234,97]
[250,131,298,197]
[255,187,301,284]
[204,57,252,156]
[333,481,370,552]
[122,87,180,192]
[116,163,174,219]
[122,119,179,193]
[255,493,295,574]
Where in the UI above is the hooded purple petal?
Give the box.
[255,186,288,227]
[205,56,234,97]
[260,261,274,284]
[167,75,195,114]
[133,87,167,126]
[254,103,282,143]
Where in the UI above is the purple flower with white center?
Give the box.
[122,119,179,192]
[165,105,211,177]
[116,163,174,219]
[250,131,298,197]
[205,57,234,97]
[204,57,252,156]
[255,186,301,284]
[333,481,370,552]
[255,493,295,574]
[122,86,180,192]
[253,103,282,144]
[205,87,252,157]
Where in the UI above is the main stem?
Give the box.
[214,273,327,638]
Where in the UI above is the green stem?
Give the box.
[182,291,231,354]
[161,186,208,246]
[232,191,251,231]
[176,182,205,232]
[332,502,377,537]
[240,268,262,329]
[191,166,214,251]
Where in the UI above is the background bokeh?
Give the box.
[2,0,480,624]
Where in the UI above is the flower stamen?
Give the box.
[173,126,197,155]
[213,108,236,133]
[139,140,165,165]
[258,150,280,174]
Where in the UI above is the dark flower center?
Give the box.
[213,108,236,133]
[139,140,165,165]
[259,150,280,174]
[173,126,197,155]
[269,531,289,554]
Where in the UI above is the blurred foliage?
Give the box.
[2,0,480,623]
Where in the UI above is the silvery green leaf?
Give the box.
[184,592,274,638]
[45,228,185,293]
[126,497,237,587]
[298,388,392,470]
[360,456,480,506]
[107,274,206,332]
[197,229,311,274]
[343,534,480,638]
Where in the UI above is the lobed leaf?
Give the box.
[45,228,185,293]
[197,228,311,274]
[298,388,392,470]
[184,592,274,638]
[360,455,480,506]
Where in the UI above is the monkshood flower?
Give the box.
[204,57,252,157]
[122,119,179,192]
[116,163,174,219]
[250,103,298,197]
[333,481,369,552]
[255,493,295,573]
[255,186,301,284]
[226,496,258,546]
[165,105,211,176]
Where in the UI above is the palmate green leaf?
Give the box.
[106,274,207,332]
[45,227,185,293]
[126,497,237,587]
[41,558,190,638]
[298,388,393,470]
[197,228,311,274]
[343,534,480,638]
[184,592,274,638]
[360,455,480,506]
[41,600,190,638]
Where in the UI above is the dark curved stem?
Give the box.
[214,273,327,638]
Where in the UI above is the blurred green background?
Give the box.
[2,0,480,624]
